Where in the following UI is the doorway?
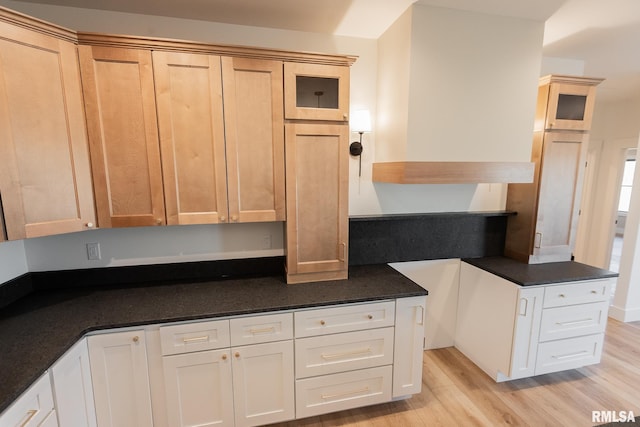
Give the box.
[609,149,636,272]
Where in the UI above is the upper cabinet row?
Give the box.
[79,46,286,227]
[0,7,353,241]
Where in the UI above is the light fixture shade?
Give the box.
[351,110,372,133]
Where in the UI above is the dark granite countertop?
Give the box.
[0,264,426,414]
[462,256,618,286]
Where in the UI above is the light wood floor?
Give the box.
[275,319,640,427]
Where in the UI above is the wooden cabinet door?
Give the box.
[284,62,350,121]
[79,45,164,228]
[533,131,588,262]
[88,331,153,427]
[393,296,426,397]
[545,82,597,131]
[163,349,234,427]
[285,123,349,283]
[222,57,285,223]
[231,341,295,427]
[0,22,95,240]
[153,51,229,225]
[51,339,97,427]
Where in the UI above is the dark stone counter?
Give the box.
[0,264,426,413]
[463,256,618,286]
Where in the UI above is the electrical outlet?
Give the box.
[261,235,272,250]
[86,242,101,260]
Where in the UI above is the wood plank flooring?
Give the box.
[274,319,640,427]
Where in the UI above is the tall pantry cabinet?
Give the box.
[0,13,95,240]
[284,63,351,284]
[505,75,603,263]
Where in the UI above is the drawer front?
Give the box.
[535,333,604,376]
[539,301,609,342]
[295,365,392,418]
[0,373,54,427]
[294,301,395,338]
[543,280,611,308]
[230,312,293,346]
[160,319,230,355]
[295,327,394,379]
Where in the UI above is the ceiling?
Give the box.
[9,0,640,102]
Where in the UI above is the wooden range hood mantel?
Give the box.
[372,161,535,184]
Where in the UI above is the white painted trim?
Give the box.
[608,304,640,323]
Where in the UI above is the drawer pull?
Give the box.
[367,314,373,320]
[132,336,139,343]
[558,294,566,298]
[552,350,590,360]
[249,326,276,335]
[320,320,326,326]
[222,354,227,360]
[321,386,369,400]
[591,290,598,294]
[182,336,209,344]
[19,410,38,427]
[555,318,593,326]
[321,347,372,360]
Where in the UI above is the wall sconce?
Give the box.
[349,110,372,177]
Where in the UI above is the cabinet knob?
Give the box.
[220,216,226,223]
[222,354,228,360]
[367,314,373,320]
[231,215,238,222]
[132,336,139,343]
[235,352,240,358]
[85,222,94,229]
[591,290,598,294]
[559,294,566,298]
[320,320,326,326]
[155,218,162,225]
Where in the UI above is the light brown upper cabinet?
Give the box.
[221,57,285,223]
[79,45,165,228]
[0,17,95,240]
[285,123,349,284]
[535,75,603,132]
[152,51,229,225]
[284,63,349,121]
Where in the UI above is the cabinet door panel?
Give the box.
[79,45,164,228]
[508,287,544,380]
[88,331,153,427]
[51,339,97,427]
[0,22,94,239]
[393,296,426,397]
[232,341,295,427]
[534,132,587,260]
[153,51,229,225]
[285,123,348,281]
[222,57,285,223]
[163,349,234,427]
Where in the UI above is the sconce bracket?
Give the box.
[349,141,363,156]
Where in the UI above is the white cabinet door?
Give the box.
[232,341,295,427]
[51,339,97,427]
[88,330,154,427]
[163,349,234,427]
[0,373,55,427]
[506,287,544,381]
[393,296,426,397]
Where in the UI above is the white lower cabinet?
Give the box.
[50,338,97,427]
[0,373,56,427]
[87,330,154,426]
[457,262,614,382]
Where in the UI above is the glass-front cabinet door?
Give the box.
[543,79,600,131]
[284,62,349,121]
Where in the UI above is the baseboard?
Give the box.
[608,304,640,322]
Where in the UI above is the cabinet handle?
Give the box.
[591,290,598,294]
[558,294,566,298]
[222,354,228,360]
[85,222,94,228]
[322,386,369,400]
[321,347,371,360]
[183,336,209,344]
[132,336,139,343]
[249,327,275,335]
[552,350,589,360]
[367,314,373,320]
[19,409,38,427]
[220,215,226,222]
[235,352,240,358]
[231,215,238,222]
[556,318,593,326]
[155,218,162,225]
[320,320,326,326]
[339,242,346,262]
